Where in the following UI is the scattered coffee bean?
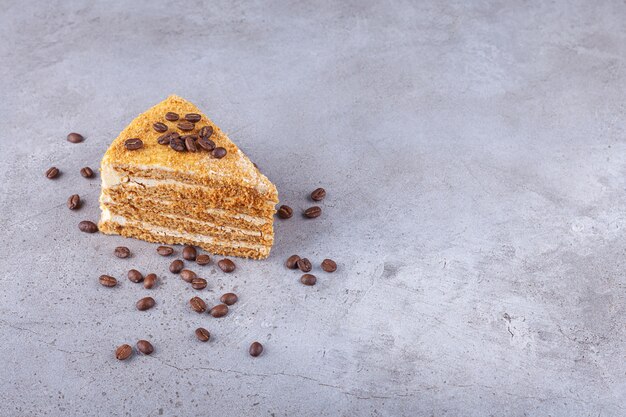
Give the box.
[80,167,94,178]
[165,112,179,121]
[195,327,210,342]
[197,137,215,151]
[170,136,186,151]
[196,254,211,265]
[191,278,207,290]
[185,113,201,123]
[217,259,236,273]
[169,259,184,273]
[136,340,154,355]
[182,245,197,261]
[321,259,337,272]
[99,275,117,287]
[220,293,238,305]
[190,296,207,313]
[184,135,198,152]
[67,194,80,210]
[297,258,312,272]
[78,220,98,233]
[128,269,144,283]
[177,121,195,131]
[157,245,174,256]
[301,274,317,286]
[199,126,213,140]
[124,138,143,150]
[286,255,301,269]
[180,269,197,283]
[67,132,84,143]
[45,167,60,179]
[136,296,155,311]
[311,187,326,201]
[209,304,228,318]
[144,273,157,289]
[212,147,227,159]
[115,344,132,360]
[303,206,322,218]
[114,246,131,259]
[157,132,179,145]
[249,342,263,357]
[277,205,293,219]
[153,122,168,133]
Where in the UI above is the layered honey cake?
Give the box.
[98,95,278,259]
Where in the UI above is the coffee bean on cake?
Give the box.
[165,112,179,121]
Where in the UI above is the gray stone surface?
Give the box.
[1,0,625,416]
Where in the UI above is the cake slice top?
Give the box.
[101,95,277,199]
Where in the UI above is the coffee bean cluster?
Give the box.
[276,187,326,220]
[285,254,337,286]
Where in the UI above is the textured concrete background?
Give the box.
[1,1,625,416]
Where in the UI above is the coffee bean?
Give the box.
[197,137,215,151]
[209,304,228,318]
[217,259,236,273]
[67,132,84,143]
[297,258,312,272]
[180,269,197,283]
[249,341,263,357]
[46,167,60,179]
[285,255,301,269]
[303,206,322,218]
[199,125,213,140]
[185,113,201,123]
[165,112,179,121]
[114,246,130,259]
[177,121,195,131]
[169,259,184,273]
[170,136,186,152]
[190,296,207,313]
[144,273,157,289]
[128,269,143,283]
[124,138,143,150]
[191,278,207,290]
[67,194,80,210]
[157,132,179,145]
[99,275,117,287]
[196,254,211,265]
[115,344,132,360]
[153,122,168,133]
[195,327,210,342]
[136,296,155,311]
[136,340,154,355]
[311,187,326,201]
[300,274,317,286]
[157,245,174,256]
[212,147,227,159]
[184,135,198,152]
[220,293,238,305]
[321,259,337,272]
[182,245,197,261]
[277,205,293,219]
[80,167,94,178]
[78,220,98,233]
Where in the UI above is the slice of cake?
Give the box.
[98,95,278,259]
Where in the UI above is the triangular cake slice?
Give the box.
[98,95,278,259]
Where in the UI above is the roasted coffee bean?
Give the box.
[136,340,154,355]
[197,137,215,151]
[46,167,60,179]
[190,296,207,313]
[199,125,213,140]
[249,341,263,357]
[157,245,174,256]
[212,147,227,159]
[300,274,317,286]
[67,132,84,143]
[78,220,98,233]
[115,344,132,360]
[196,254,211,265]
[177,121,195,131]
[303,206,322,218]
[136,296,155,311]
[128,269,144,283]
[185,113,201,123]
[157,132,179,145]
[153,122,168,133]
[184,136,198,152]
[297,258,312,272]
[165,112,179,121]
[114,246,130,258]
[217,258,236,273]
[144,273,157,289]
[80,167,94,178]
[277,205,293,219]
[209,304,228,318]
[99,275,117,287]
[67,194,80,210]
[195,327,210,342]
[169,259,184,273]
[180,269,197,283]
[321,259,337,272]
[170,136,186,151]
[311,187,326,201]
[285,255,301,269]
[124,138,143,150]
[191,278,207,290]
[220,293,238,305]
[182,245,197,261]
